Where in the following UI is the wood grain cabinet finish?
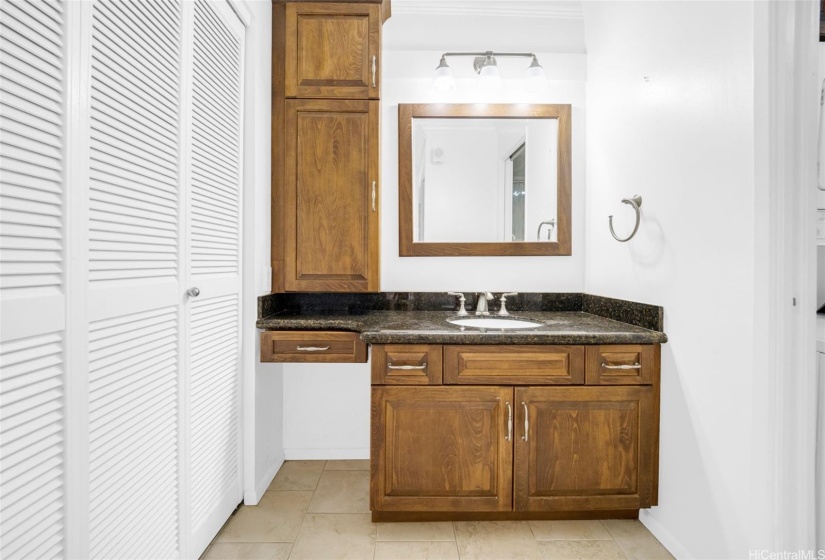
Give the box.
[272,1,388,293]
[444,345,585,385]
[371,344,443,385]
[260,331,367,362]
[284,99,380,292]
[585,345,657,385]
[285,2,381,99]
[370,343,661,518]
[371,386,514,512]
[514,386,656,511]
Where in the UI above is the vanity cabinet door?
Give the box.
[284,99,380,292]
[513,386,656,512]
[285,2,381,99]
[371,386,514,512]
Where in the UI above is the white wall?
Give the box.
[381,50,587,291]
[242,0,284,503]
[582,2,759,558]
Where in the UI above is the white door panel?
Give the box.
[187,0,244,553]
[86,0,182,557]
[0,0,67,558]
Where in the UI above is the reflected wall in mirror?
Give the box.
[399,104,571,257]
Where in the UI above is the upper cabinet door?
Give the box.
[285,2,380,99]
[284,99,380,292]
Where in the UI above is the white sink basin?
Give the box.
[448,317,543,330]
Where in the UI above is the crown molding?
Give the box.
[391,0,583,19]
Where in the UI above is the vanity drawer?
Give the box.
[260,331,367,363]
[443,345,585,385]
[371,344,442,385]
[585,345,657,385]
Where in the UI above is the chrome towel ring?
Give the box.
[608,195,642,242]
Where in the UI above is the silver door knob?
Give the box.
[186,287,200,297]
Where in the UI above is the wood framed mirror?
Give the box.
[398,103,572,257]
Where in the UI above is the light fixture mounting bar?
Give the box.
[440,51,538,60]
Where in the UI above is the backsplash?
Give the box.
[258,292,664,332]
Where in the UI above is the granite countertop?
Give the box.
[256,309,668,345]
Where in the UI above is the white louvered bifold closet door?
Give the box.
[186,0,244,552]
[86,0,183,558]
[0,0,67,558]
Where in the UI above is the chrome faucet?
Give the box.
[475,292,494,315]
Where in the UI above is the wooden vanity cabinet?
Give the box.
[272,0,389,293]
[370,343,661,519]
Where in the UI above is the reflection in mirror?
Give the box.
[399,104,572,257]
[412,118,558,243]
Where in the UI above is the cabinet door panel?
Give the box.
[514,386,655,511]
[285,3,380,98]
[285,99,379,291]
[371,386,513,512]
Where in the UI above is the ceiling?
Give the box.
[385,0,586,53]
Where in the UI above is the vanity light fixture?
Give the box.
[432,55,456,92]
[432,51,548,93]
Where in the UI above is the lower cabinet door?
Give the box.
[514,386,655,511]
[371,386,514,512]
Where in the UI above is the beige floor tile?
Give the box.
[538,540,628,560]
[267,461,326,491]
[202,542,292,560]
[528,520,612,541]
[325,460,370,471]
[601,520,675,560]
[374,541,459,560]
[216,491,313,543]
[307,470,370,514]
[454,521,544,560]
[377,522,455,542]
[289,513,376,560]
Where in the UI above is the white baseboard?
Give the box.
[639,509,689,560]
[244,451,284,505]
[284,448,369,460]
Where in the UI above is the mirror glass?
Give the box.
[399,104,571,257]
[412,118,558,243]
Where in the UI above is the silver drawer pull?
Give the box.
[371,55,377,87]
[601,362,642,370]
[387,362,427,370]
[296,345,330,352]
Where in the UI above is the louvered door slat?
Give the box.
[88,0,180,292]
[0,0,66,556]
[88,307,178,559]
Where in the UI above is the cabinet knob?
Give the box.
[186,287,200,298]
[372,181,377,212]
[371,55,377,88]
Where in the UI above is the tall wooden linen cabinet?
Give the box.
[272,0,390,292]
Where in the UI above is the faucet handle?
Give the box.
[447,292,468,316]
[498,292,518,316]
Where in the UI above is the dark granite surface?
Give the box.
[256,292,667,345]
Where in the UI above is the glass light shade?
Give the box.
[477,64,502,93]
[525,59,548,92]
[432,64,455,92]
